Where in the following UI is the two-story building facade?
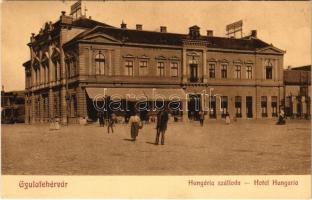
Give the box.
[23,10,285,124]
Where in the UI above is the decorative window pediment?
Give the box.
[155,55,167,60]
[207,58,217,63]
[244,60,253,64]
[138,54,150,59]
[187,51,200,57]
[233,59,243,64]
[169,56,180,61]
[123,54,135,59]
[219,59,229,63]
[264,59,273,67]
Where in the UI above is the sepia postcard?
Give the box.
[1,0,311,198]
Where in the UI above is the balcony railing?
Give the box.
[189,77,199,82]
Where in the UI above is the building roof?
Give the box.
[52,17,114,30]
[72,17,115,29]
[284,70,311,85]
[31,17,115,45]
[290,65,311,72]
[64,25,272,51]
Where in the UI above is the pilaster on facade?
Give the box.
[292,96,297,115]
[241,96,246,119]
[181,99,188,122]
[203,50,207,83]
[255,86,261,119]
[39,95,44,123]
[31,94,36,123]
[48,88,54,119]
[302,96,307,115]
[267,96,272,119]
[216,96,221,119]
[60,86,68,124]
[182,48,187,83]
[77,86,87,118]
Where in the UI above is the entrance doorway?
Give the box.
[246,96,253,118]
[189,64,198,82]
[209,96,216,118]
[188,94,201,120]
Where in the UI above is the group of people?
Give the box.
[100,109,169,145]
[128,110,169,145]
[98,112,116,133]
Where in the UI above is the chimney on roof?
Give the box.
[136,24,142,31]
[121,21,127,29]
[207,30,213,37]
[160,26,167,33]
[251,30,257,38]
[60,10,73,27]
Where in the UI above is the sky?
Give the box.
[1,1,311,91]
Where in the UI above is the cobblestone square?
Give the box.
[1,119,310,175]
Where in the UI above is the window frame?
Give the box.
[235,64,241,79]
[235,96,242,118]
[95,52,105,75]
[157,61,165,77]
[221,96,228,118]
[170,62,179,77]
[208,63,216,78]
[261,96,268,117]
[265,60,273,80]
[246,65,253,79]
[139,60,148,76]
[221,63,228,79]
[124,60,134,76]
[271,96,278,117]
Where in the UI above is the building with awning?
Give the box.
[23,2,286,124]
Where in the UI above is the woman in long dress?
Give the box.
[128,112,141,141]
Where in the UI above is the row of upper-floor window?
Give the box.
[207,62,274,80]
[123,60,179,77]
[93,52,179,77]
[93,52,275,79]
[28,52,275,81]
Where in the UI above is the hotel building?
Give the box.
[23,8,286,124]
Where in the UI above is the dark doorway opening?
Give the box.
[246,96,253,118]
[190,64,198,82]
[188,94,201,120]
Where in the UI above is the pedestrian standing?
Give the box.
[277,107,286,125]
[155,110,162,137]
[107,113,116,134]
[199,110,204,126]
[128,112,141,141]
[225,112,230,125]
[98,111,104,127]
[155,110,169,145]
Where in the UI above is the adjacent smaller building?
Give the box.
[1,88,25,123]
[284,65,311,118]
